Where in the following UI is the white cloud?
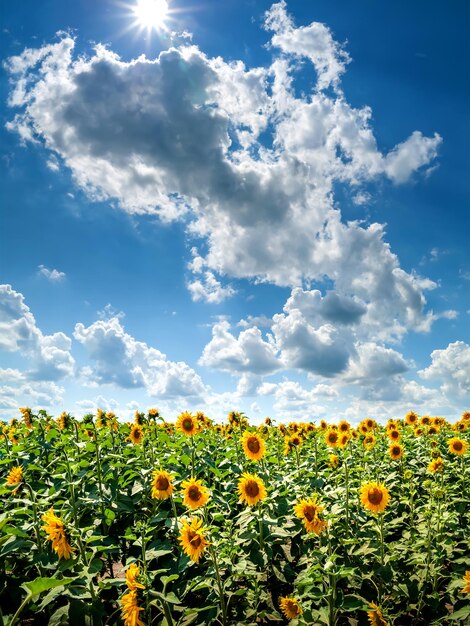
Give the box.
[419,341,470,398]
[0,284,74,380]
[187,271,235,304]
[199,320,280,374]
[38,264,66,282]
[5,7,441,309]
[0,368,64,417]
[73,316,207,399]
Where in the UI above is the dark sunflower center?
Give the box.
[368,488,383,505]
[287,601,298,614]
[391,431,399,439]
[340,425,348,432]
[245,480,260,497]
[304,505,316,522]
[189,533,202,548]
[392,446,401,455]
[156,477,169,491]
[188,486,201,501]
[247,438,260,453]
[183,419,193,431]
[453,441,463,451]
[328,433,338,443]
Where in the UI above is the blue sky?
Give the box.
[1,0,469,423]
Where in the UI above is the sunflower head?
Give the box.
[5,465,23,486]
[237,473,266,506]
[427,457,444,473]
[176,412,199,437]
[367,602,389,626]
[41,507,75,560]
[20,407,33,429]
[293,496,327,535]
[388,443,404,460]
[242,431,266,461]
[338,420,350,433]
[181,478,210,510]
[329,454,339,468]
[405,411,419,425]
[279,596,302,620]
[462,571,470,594]
[363,434,376,450]
[151,470,174,500]
[129,424,144,445]
[359,482,390,515]
[125,563,145,591]
[365,418,375,430]
[337,433,350,449]
[319,420,328,431]
[179,517,208,563]
[325,428,339,448]
[448,437,468,456]
[388,429,400,441]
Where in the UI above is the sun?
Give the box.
[132,0,169,30]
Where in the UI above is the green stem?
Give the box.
[9,593,32,626]
[24,483,44,572]
[344,458,350,538]
[191,435,196,478]
[258,505,264,551]
[209,545,227,626]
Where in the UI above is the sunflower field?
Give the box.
[1,408,469,626]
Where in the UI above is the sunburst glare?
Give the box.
[132,0,169,32]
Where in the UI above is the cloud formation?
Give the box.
[0,284,74,380]
[6,2,441,312]
[74,316,207,399]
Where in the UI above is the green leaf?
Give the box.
[22,577,75,598]
[448,606,470,621]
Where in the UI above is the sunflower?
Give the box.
[427,457,444,473]
[329,454,339,468]
[57,412,71,431]
[293,496,327,535]
[179,517,208,563]
[462,571,470,594]
[365,418,375,430]
[448,437,468,456]
[359,422,369,435]
[420,415,431,426]
[242,431,266,462]
[363,434,376,450]
[5,465,23,486]
[319,420,328,431]
[413,427,424,437]
[388,429,400,442]
[405,411,419,426]
[359,482,390,515]
[41,507,75,560]
[125,563,145,591]
[129,424,144,445]
[19,407,33,429]
[325,428,339,448]
[367,602,388,626]
[337,433,350,449]
[121,591,145,626]
[338,420,350,433]
[279,596,302,620]
[181,478,210,510]
[238,473,267,506]
[388,443,403,460]
[176,411,199,437]
[151,470,174,500]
